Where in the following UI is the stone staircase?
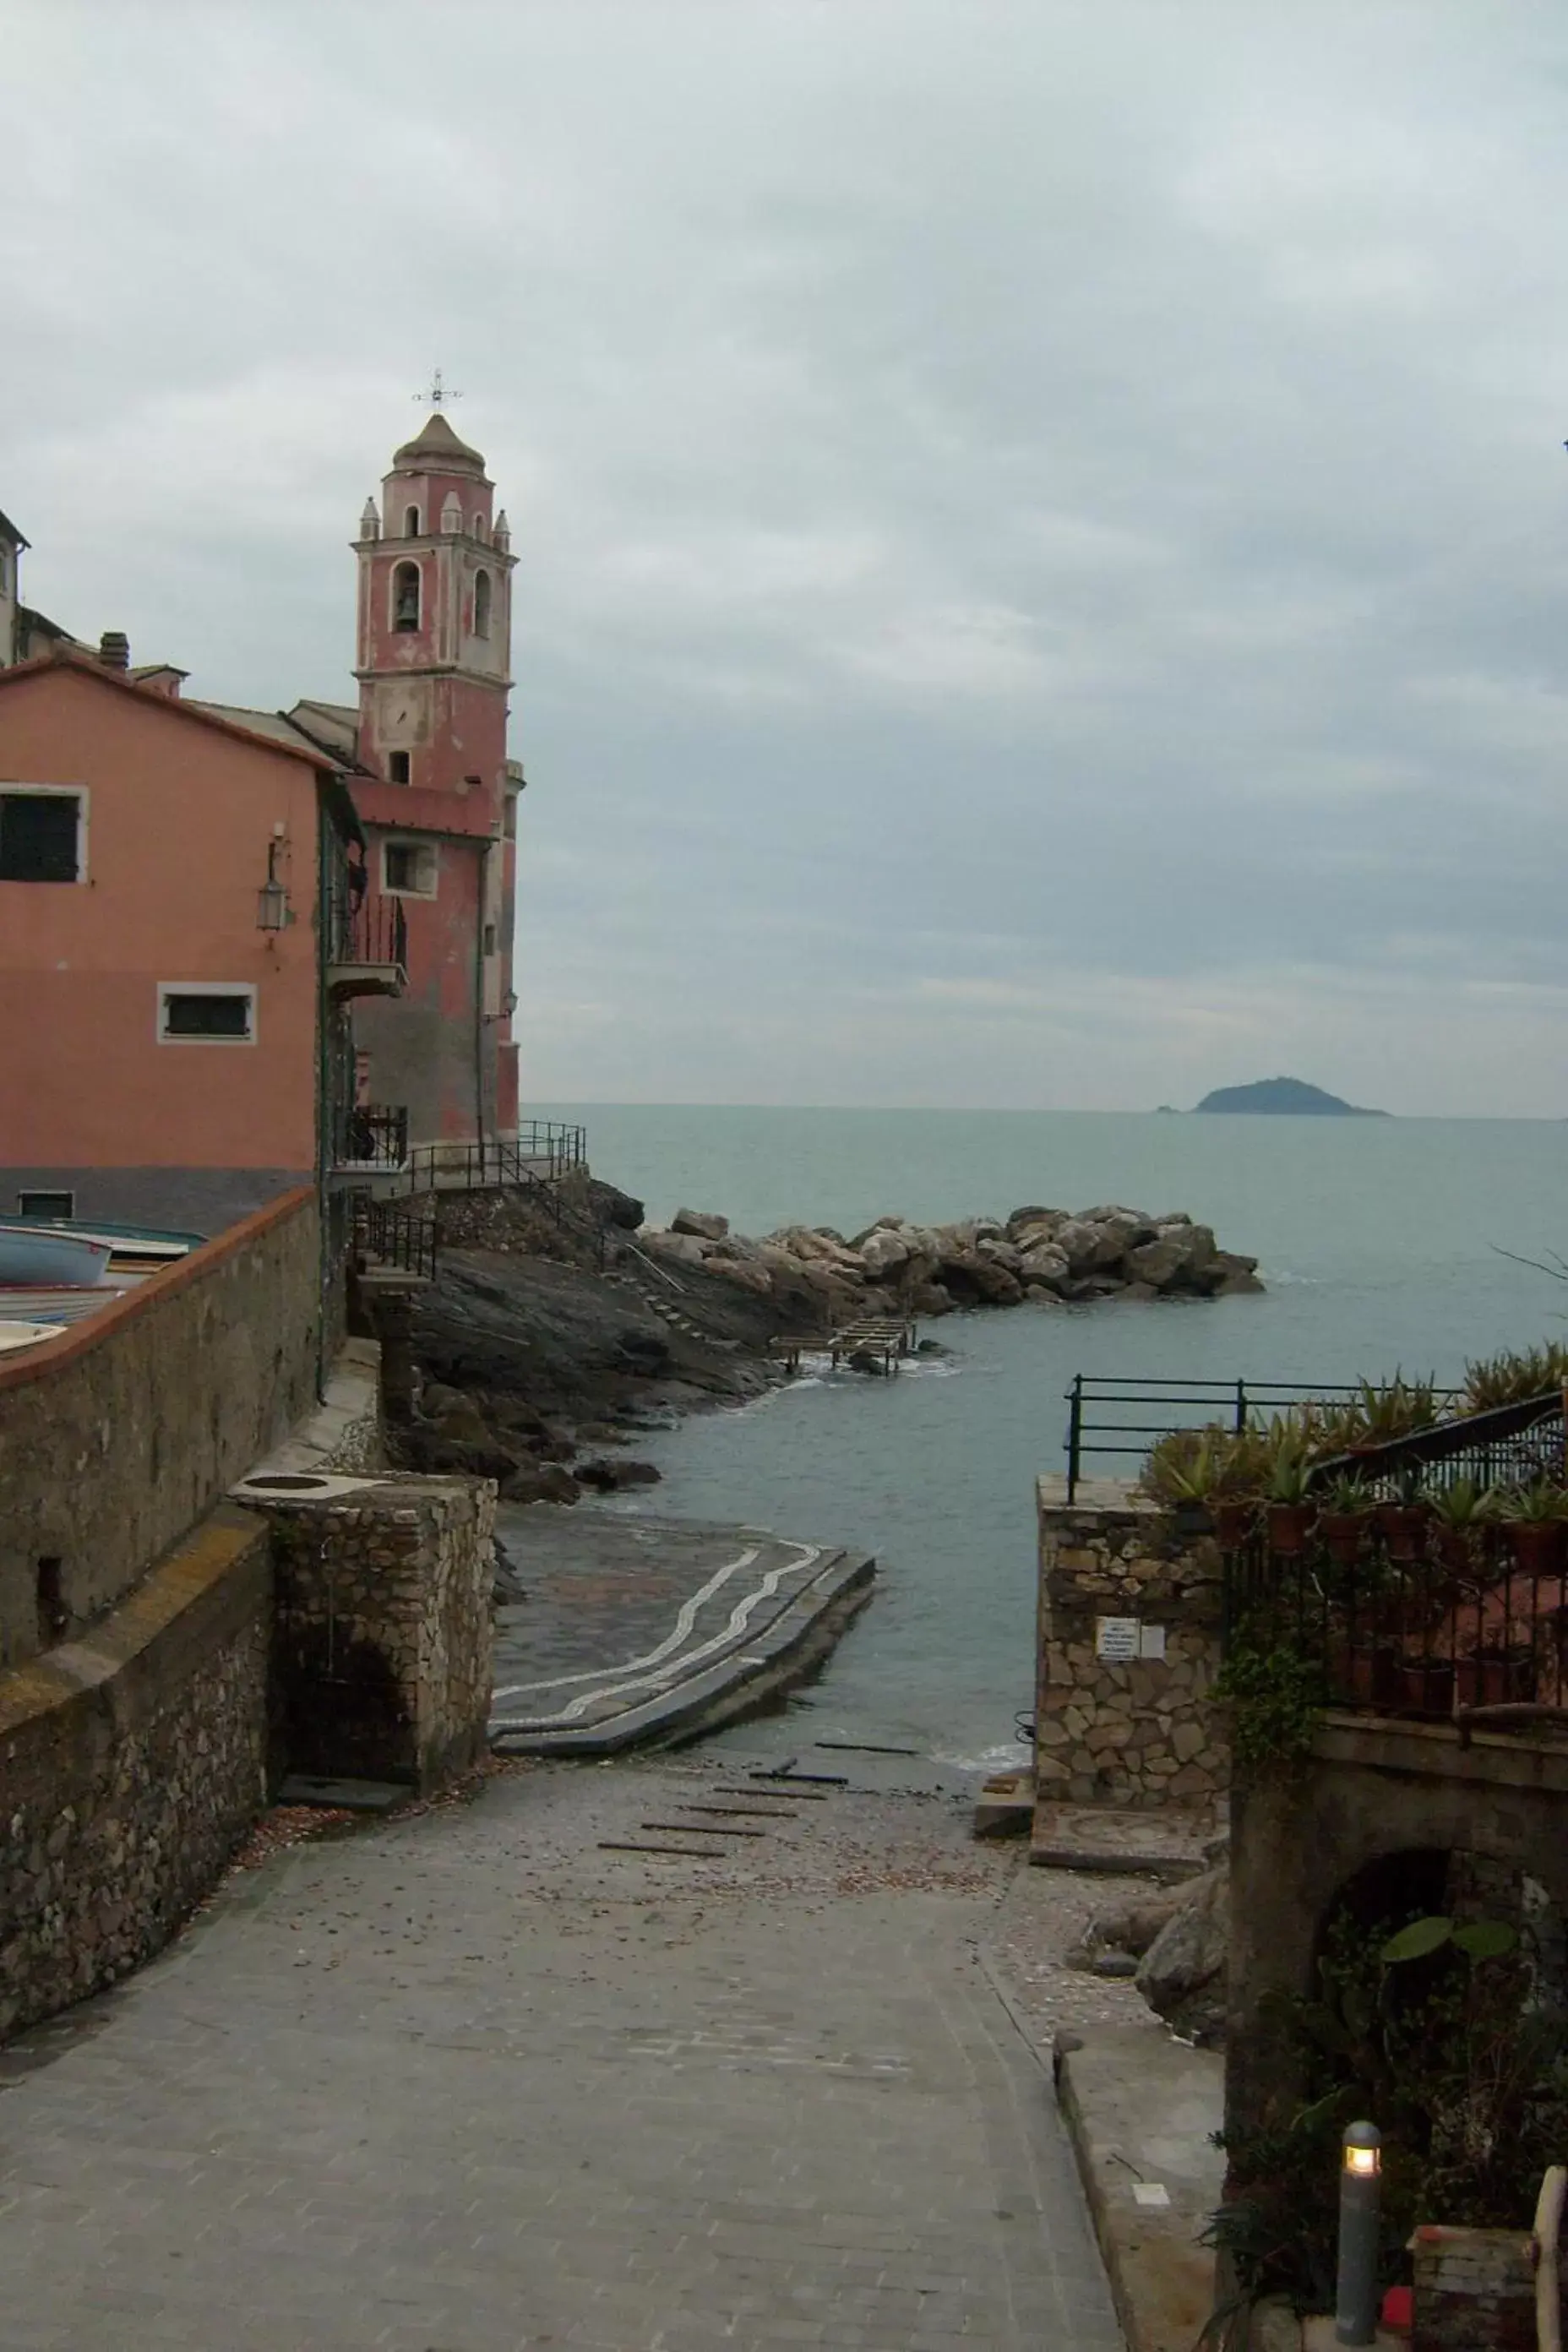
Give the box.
[602,1256,740,1352]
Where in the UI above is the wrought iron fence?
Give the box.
[352,1191,437,1282]
[1222,1500,1568,1726]
[334,1104,409,1170]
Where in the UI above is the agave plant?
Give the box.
[1462,1342,1568,1416]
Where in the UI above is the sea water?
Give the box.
[528,1106,1567,1766]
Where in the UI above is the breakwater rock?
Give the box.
[632,1202,1263,1318]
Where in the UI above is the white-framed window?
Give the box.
[473,568,492,639]
[403,504,421,538]
[157,983,257,1043]
[0,785,86,883]
[382,839,438,897]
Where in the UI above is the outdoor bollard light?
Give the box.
[1336,2121,1382,2345]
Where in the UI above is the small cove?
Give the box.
[532,1104,1568,1764]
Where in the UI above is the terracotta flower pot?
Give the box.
[1319,1511,1368,1565]
[1505,1520,1565,1577]
[1376,1504,1429,1563]
[1398,1659,1455,1716]
[1435,1527,1478,1575]
[1331,1643,1400,1708]
[1266,1502,1314,1557]
[1212,1500,1255,1549]
[1455,1653,1535,1707]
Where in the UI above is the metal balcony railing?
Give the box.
[334,1104,410,1171]
[325,886,406,981]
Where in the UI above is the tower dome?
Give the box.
[392,410,487,479]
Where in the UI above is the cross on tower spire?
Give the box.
[414,368,463,408]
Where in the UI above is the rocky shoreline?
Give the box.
[634,1199,1264,1317]
[381,1184,1260,1519]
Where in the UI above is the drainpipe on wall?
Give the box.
[473,838,488,1163]
[313,794,331,1403]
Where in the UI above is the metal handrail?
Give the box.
[1062,1374,1465,1500]
[352,1190,437,1282]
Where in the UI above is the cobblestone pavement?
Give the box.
[0,1753,1124,2352]
[490,1514,863,1743]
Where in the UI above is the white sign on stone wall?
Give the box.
[1095,1617,1167,1662]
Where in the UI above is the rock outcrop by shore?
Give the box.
[633,1201,1263,1320]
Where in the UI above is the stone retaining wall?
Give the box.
[0,1186,320,1668]
[1036,1476,1228,1812]
[253,1476,494,1792]
[0,1505,271,2043]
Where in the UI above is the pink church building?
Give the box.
[282,411,524,1159]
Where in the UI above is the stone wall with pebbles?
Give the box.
[1035,1477,1228,1814]
[254,1476,495,1794]
[0,1505,271,2044]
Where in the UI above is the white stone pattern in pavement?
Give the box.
[489,1540,826,1733]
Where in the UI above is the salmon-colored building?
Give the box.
[0,647,400,1234]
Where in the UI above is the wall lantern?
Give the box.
[502,988,519,1017]
[257,841,291,933]
[1335,2122,1382,2345]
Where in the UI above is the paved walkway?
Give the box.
[0,1756,1123,2351]
[490,1514,873,1752]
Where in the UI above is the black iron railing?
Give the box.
[1222,1495,1568,1725]
[334,1104,409,1171]
[1304,1391,1565,1499]
[327,885,406,973]
[352,1191,437,1282]
[406,1126,585,1190]
[1061,1375,1467,1500]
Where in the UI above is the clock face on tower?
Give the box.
[378,679,429,746]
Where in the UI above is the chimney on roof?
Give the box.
[98,629,130,671]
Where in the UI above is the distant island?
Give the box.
[1193,1077,1388,1117]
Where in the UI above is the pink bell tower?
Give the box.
[348,409,521,1150]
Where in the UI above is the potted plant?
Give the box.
[1495,1479,1568,1576]
[1316,1472,1373,1565]
[1375,1463,1430,1562]
[1161,1432,1218,1543]
[1429,1477,1489,1575]
[1265,1443,1315,1556]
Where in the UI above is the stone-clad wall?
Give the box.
[1036,1476,1228,1812]
[0,1506,270,2043]
[0,1186,320,1668]
[258,1477,494,1793]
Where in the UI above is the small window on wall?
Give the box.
[0,789,82,882]
[483,923,497,956]
[383,840,438,897]
[504,795,518,840]
[473,569,492,639]
[158,985,256,1043]
[387,750,411,785]
[17,1190,74,1219]
[392,561,421,632]
[404,504,421,538]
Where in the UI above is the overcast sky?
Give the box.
[7,2,1568,1114]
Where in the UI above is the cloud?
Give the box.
[4,0,1568,1112]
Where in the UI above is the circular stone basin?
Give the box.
[244,1473,330,1491]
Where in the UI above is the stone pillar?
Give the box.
[1035,1476,1228,1812]
[243,1473,494,1793]
[1409,2225,1539,2350]
[373,1291,418,1424]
